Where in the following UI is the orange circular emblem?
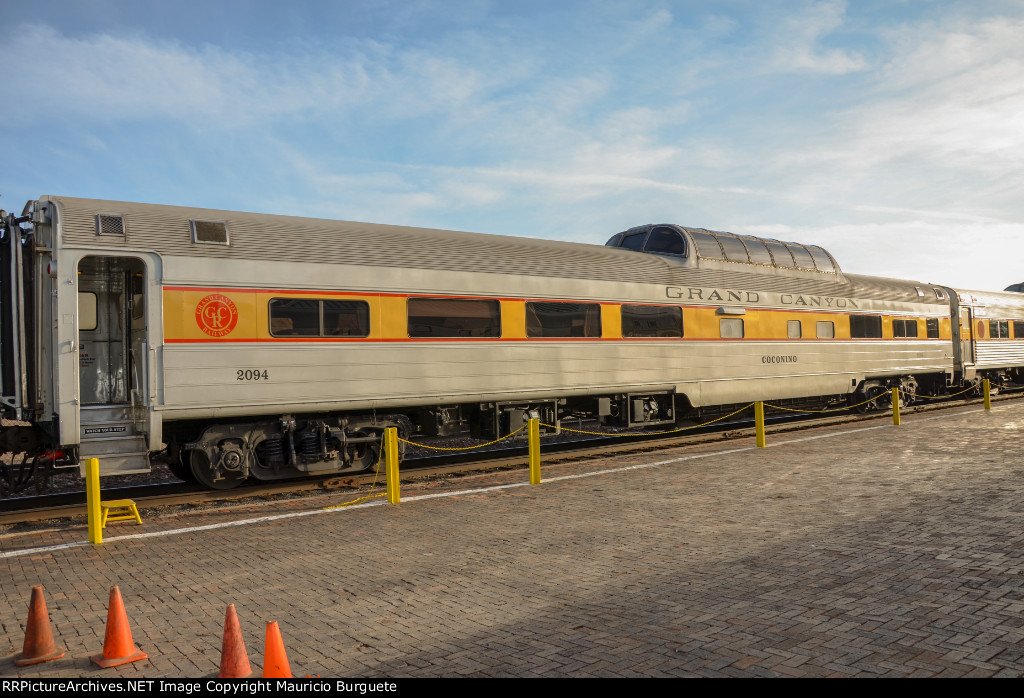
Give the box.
[195,294,239,337]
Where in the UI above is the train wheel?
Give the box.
[874,387,894,411]
[332,424,390,474]
[166,452,197,483]
[350,433,383,474]
[905,382,921,405]
[0,453,37,496]
[189,449,247,490]
[852,386,886,413]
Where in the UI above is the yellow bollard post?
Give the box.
[528,418,541,484]
[749,403,765,446]
[892,387,901,426]
[983,378,991,410]
[384,427,400,504]
[86,458,103,545]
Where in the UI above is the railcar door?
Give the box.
[0,212,31,420]
[77,255,151,474]
[960,307,976,368]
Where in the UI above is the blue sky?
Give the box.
[1,0,1022,291]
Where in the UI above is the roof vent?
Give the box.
[190,220,229,245]
[95,215,125,237]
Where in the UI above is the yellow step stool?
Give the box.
[99,499,143,527]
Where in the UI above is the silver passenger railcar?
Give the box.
[2,197,1023,490]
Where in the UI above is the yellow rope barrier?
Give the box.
[322,378,990,509]
[541,402,756,437]
[905,384,977,400]
[766,382,981,415]
[765,391,883,414]
[397,424,528,451]
[325,490,387,509]
[765,404,842,413]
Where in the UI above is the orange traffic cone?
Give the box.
[14,585,66,666]
[91,586,148,668]
[262,621,292,678]
[218,604,252,678]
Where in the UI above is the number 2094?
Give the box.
[237,369,269,381]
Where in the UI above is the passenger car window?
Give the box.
[807,247,836,273]
[408,298,500,338]
[719,318,744,338]
[270,298,370,337]
[765,241,795,267]
[526,302,602,338]
[270,299,319,336]
[989,320,1009,339]
[622,305,683,338]
[787,245,817,270]
[620,232,647,251]
[689,231,724,259]
[716,235,750,263]
[643,228,687,256]
[787,320,801,338]
[893,319,919,338]
[79,292,98,331]
[850,315,882,338]
[926,318,940,339]
[741,237,774,265]
[323,301,370,337]
[816,321,834,339]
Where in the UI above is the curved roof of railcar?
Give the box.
[950,286,1024,313]
[47,196,944,304]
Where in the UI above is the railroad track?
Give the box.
[1,391,1018,527]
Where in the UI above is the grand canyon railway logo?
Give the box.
[195,294,239,337]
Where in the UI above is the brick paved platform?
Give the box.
[2,402,1023,677]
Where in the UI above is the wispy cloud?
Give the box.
[768,0,867,74]
[759,12,1024,230]
[614,8,675,54]
[851,17,1024,171]
[0,24,515,128]
[3,25,314,125]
